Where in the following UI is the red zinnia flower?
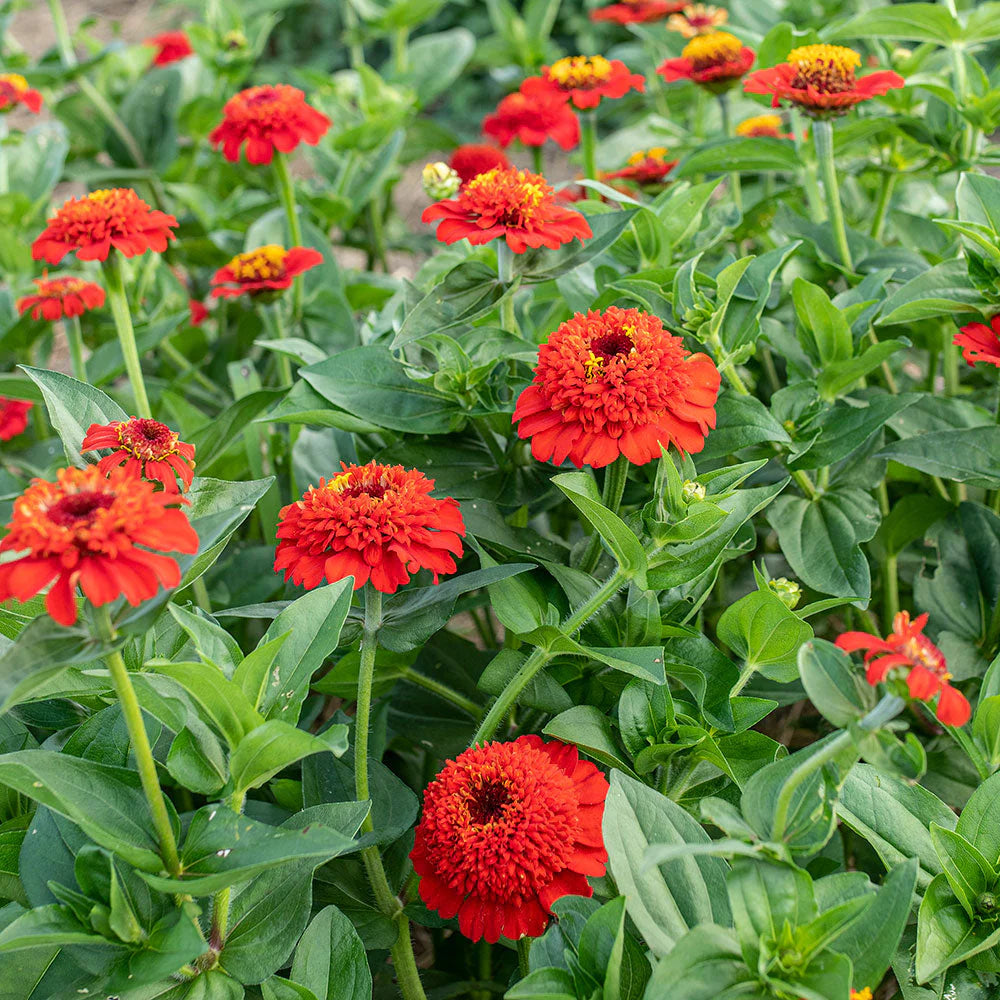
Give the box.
[188,299,209,326]
[449,144,511,185]
[209,84,331,165]
[483,88,581,150]
[836,611,970,727]
[659,31,755,90]
[667,3,728,36]
[82,417,196,494]
[0,398,32,442]
[16,276,105,321]
[0,73,42,114]
[274,461,465,594]
[954,316,1000,369]
[735,113,794,139]
[32,189,178,265]
[601,147,677,187]
[590,0,685,24]
[0,466,198,626]
[410,735,609,943]
[144,30,194,66]
[523,56,645,110]
[210,245,322,299]
[513,307,720,468]
[744,44,904,116]
[422,166,592,253]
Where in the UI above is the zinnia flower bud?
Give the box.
[422,162,461,201]
[768,576,802,609]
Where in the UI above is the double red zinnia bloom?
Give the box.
[210,245,322,299]
[836,611,970,727]
[602,147,677,187]
[274,462,465,594]
[16,276,105,321]
[0,398,32,442]
[449,144,511,186]
[523,56,645,110]
[0,466,198,626]
[209,84,331,165]
[744,44,904,116]
[0,73,42,114]
[422,166,592,253]
[658,31,755,90]
[411,736,609,943]
[954,316,1000,369]
[513,307,720,468]
[590,0,684,25]
[482,88,581,151]
[144,30,194,66]
[32,189,178,265]
[82,418,196,493]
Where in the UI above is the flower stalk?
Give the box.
[102,253,152,419]
[812,117,853,271]
[579,455,629,574]
[581,111,598,180]
[272,153,305,325]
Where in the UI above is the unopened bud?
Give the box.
[422,162,461,200]
[223,30,247,50]
[769,577,802,610]
[681,480,706,504]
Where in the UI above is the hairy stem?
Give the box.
[812,118,852,271]
[272,154,305,325]
[102,253,151,418]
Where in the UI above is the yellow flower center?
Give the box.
[548,56,613,89]
[736,113,783,137]
[583,325,636,380]
[0,73,28,92]
[627,147,670,165]
[228,244,288,282]
[86,189,115,203]
[787,44,860,93]
[329,471,352,492]
[851,990,873,1000]
[682,31,744,70]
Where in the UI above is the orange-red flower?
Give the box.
[144,30,194,66]
[601,147,677,187]
[32,189,178,265]
[482,88,581,150]
[0,73,42,114]
[188,299,209,326]
[210,245,322,299]
[422,166,592,253]
[0,399,32,442]
[82,418,196,493]
[836,611,970,727]
[523,57,645,110]
[449,144,511,185]
[667,3,728,37]
[410,736,609,943]
[658,31,755,90]
[954,316,1000,369]
[274,461,465,594]
[17,276,105,321]
[744,44,904,116]
[0,466,198,626]
[513,307,720,468]
[209,84,331,164]
[735,113,793,139]
[590,0,684,24]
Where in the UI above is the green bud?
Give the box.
[422,162,461,200]
[681,480,706,504]
[976,892,999,917]
[768,577,802,610]
[223,29,247,50]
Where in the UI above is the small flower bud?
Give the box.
[422,162,461,200]
[976,892,999,918]
[681,480,706,504]
[768,577,802,610]
[223,30,247,51]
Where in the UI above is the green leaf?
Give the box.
[930,825,996,919]
[108,66,182,170]
[798,639,875,728]
[792,278,852,366]
[167,605,243,674]
[954,770,1000,865]
[675,137,801,178]
[543,706,636,776]
[603,772,730,958]
[699,391,792,459]
[189,390,286,474]
[230,720,348,795]
[877,494,954,557]
[0,904,111,951]
[817,339,907,401]
[642,924,752,999]
[408,28,475,105]
[512,210,637,282]
[830,3,961,43]
[506,967,576,1000]
[877,260,982,326]
[879,428,1000,488]
[716,589,812,683]
[290,906,371,1000]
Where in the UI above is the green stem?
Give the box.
[66,315,87,383]
[0,117,8,195]
[392,27,409,75]
[269,303,294,389]
[791,469,819,501]
[497,242,519,336]
[532,144,544,175]
[790,109,824,222]
[771,694,904,842]
[579,455,628,574]
[342,0,365,70]
[471,567,628,746]
[161,339,220,398]
[272,154,304,325]
[97,608,180,876]
[581,111,598,180]
[717,94,742,212]
[517,937,531,977]
[666,755,701,802]
[401,667,483,717]
[354,589,427,1000]
[368,199,389,272]
[209,788,247,948]
[870,169,897,242]
[191,578,212,613]
[102,254,151,418]
[812,118,852,271]
[877,482,899,627]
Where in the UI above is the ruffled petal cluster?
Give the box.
[274,461,465,594]
[210,245,322,298]
[0,398,32,442]
[483,88,581,150]
[32,189,178,265]
[0,73,42,113]
[209,84,331,164]
[590,0,684,23]
[658,30,755,90]
[513,307,720,468]
[449,144,511,185]
[744,44,904,115]
[0,466,198,626]
[523,56,645,110]
[144,31,194,66]
[422,166,592,253]
[601,147,677,186]
[667,3,728,37]
[17,276,105,321]
[954,316,1000,368]
[82,418,196,493]
[411,736,609,943]
[836,611,970,726]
